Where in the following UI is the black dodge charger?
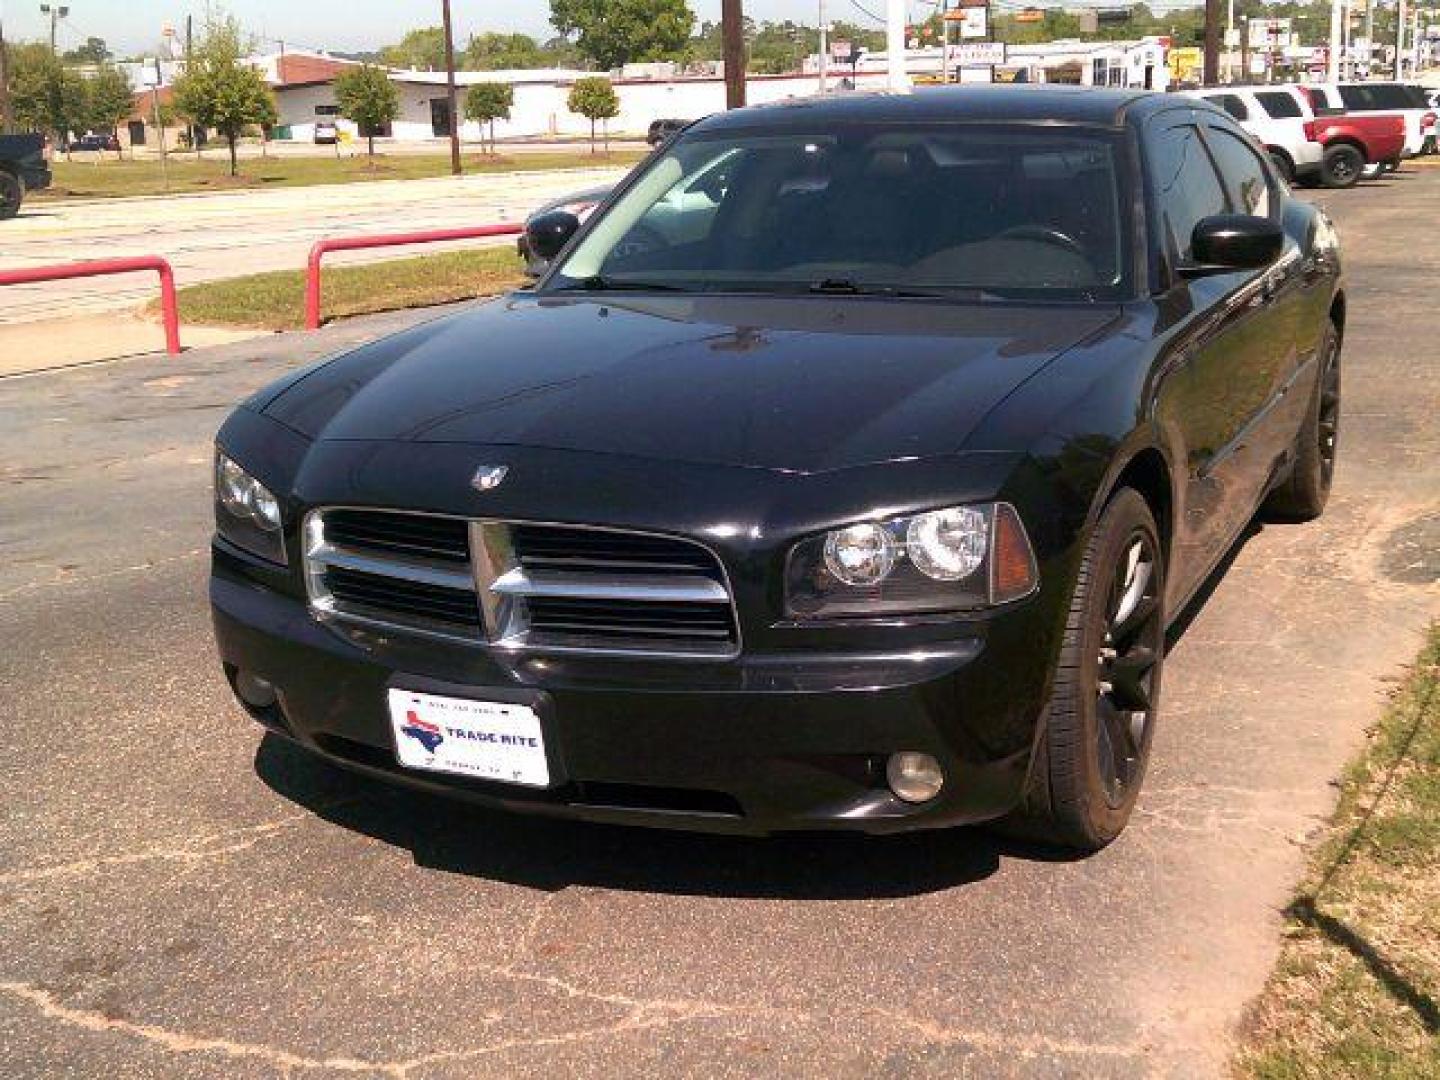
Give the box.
[212,87,1343,850]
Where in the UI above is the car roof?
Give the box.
[694,85,1173,133]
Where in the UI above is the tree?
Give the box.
[466,32,547,70]
[82,66,135,157]
[379,27,448,70]
[567,76,618,153]
[334,64,399,160]
[9,45,88,148]
[550,0,695,70]
[62,36,111,65]
[171,14,278,176]
[464,81,513,154]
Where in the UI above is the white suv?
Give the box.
[1302,82,1435,158]
[1181,87,1324,184]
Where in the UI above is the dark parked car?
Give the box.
[0,133,52,220]
[66,133,121,153]
[212,87,1344,850]
[646,117,690,147]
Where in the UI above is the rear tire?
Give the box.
[0,171,22,220]
[1322,144,1364,188]
[1027,488,1165,851]
[1264,321,1341,521]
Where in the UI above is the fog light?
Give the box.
[235,670,277,709]
[887,752,944,804]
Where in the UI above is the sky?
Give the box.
[0,1,902,58]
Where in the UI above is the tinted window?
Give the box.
[554,126,1129,298]
[1208,94,1249,121]
[1150,123,1227,262]
[1205,127,1272,217]
[1339,84,1415,111]
[1255,91,1302,119]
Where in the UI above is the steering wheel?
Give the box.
[610,224,668,262]
[996,225,1087,258]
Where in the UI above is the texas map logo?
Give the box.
[400,710,444,754]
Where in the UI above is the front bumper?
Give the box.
[212,549,1047,836]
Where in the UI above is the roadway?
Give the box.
[0,170,1437,1077]
[0,165,626,325]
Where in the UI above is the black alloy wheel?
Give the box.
[1264,320,1341,521]
[1322,145,1364,189]
[1026,487,1165,851]
[1094,528,1164,807]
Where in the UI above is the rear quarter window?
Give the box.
[1255,91,1303,119]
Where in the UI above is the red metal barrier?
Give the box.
[304,223,525,330]
[0,255,182,356]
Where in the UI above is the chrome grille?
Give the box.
[304,511,739,658]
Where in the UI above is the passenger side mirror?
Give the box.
[1187,214,1283,273]
[526,210,582,262]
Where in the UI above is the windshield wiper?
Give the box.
[553,275,692,293]
[808,278,954,300]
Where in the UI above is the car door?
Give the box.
[1144,113,1293,603]
[1198,120,1313,509]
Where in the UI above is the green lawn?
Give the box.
[160,247,527,332]
[36,149,643,200]
[1236,623,1440,1078]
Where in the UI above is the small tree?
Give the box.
[334,64,399,161]
[567,76,618,155]
[83,66,136,159]
[464,82,513,154]
[172,14,278,176]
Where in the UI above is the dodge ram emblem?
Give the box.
[471,465,509,492]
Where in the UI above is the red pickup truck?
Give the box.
[1311,114,1406,186]
[1292,86,1407,188]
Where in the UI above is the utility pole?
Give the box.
[818,0,828,92]
[887,0,908,91]
[721,0,746,108]
[440,0,461,176]
[1203,0,1221,84]
[1396,0,1407,78]
[40,3,68,53]
[0,14,14,134]
[1329,0,1343,79]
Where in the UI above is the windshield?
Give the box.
[547,123,1130,300]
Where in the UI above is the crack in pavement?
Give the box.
[0,548,206,603]
[0,807,355,886]
[0,979,1151,1077]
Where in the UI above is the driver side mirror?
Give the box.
[526,210,582,262]
[1186,214,1283,274]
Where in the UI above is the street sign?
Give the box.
[956,42,1007,67]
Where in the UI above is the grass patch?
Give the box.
[161,247,526,332]
[1235,623,1440,1079]
[36,149,642,200]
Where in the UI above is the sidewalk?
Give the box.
[0,313,263,377]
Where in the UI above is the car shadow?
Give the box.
[253,733,1082,899]
[1165,516,1265,650]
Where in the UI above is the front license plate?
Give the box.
[387,689,550,788]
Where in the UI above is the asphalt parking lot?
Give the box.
[1,170,1437,1078]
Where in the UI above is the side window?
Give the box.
[1205,126,1273,218]
[1254,91,1302,119]
[1209,94,1249,121]
[1148,122,1227,263]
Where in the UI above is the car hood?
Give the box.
[262,293,1121,475]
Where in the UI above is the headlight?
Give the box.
[214,449,286,565]
[785,502,1037,619]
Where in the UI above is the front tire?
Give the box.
[0,171,22,221]
[1322,144,1364,188]
[1031,488,1165,851]
[1264,321,1341,521]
